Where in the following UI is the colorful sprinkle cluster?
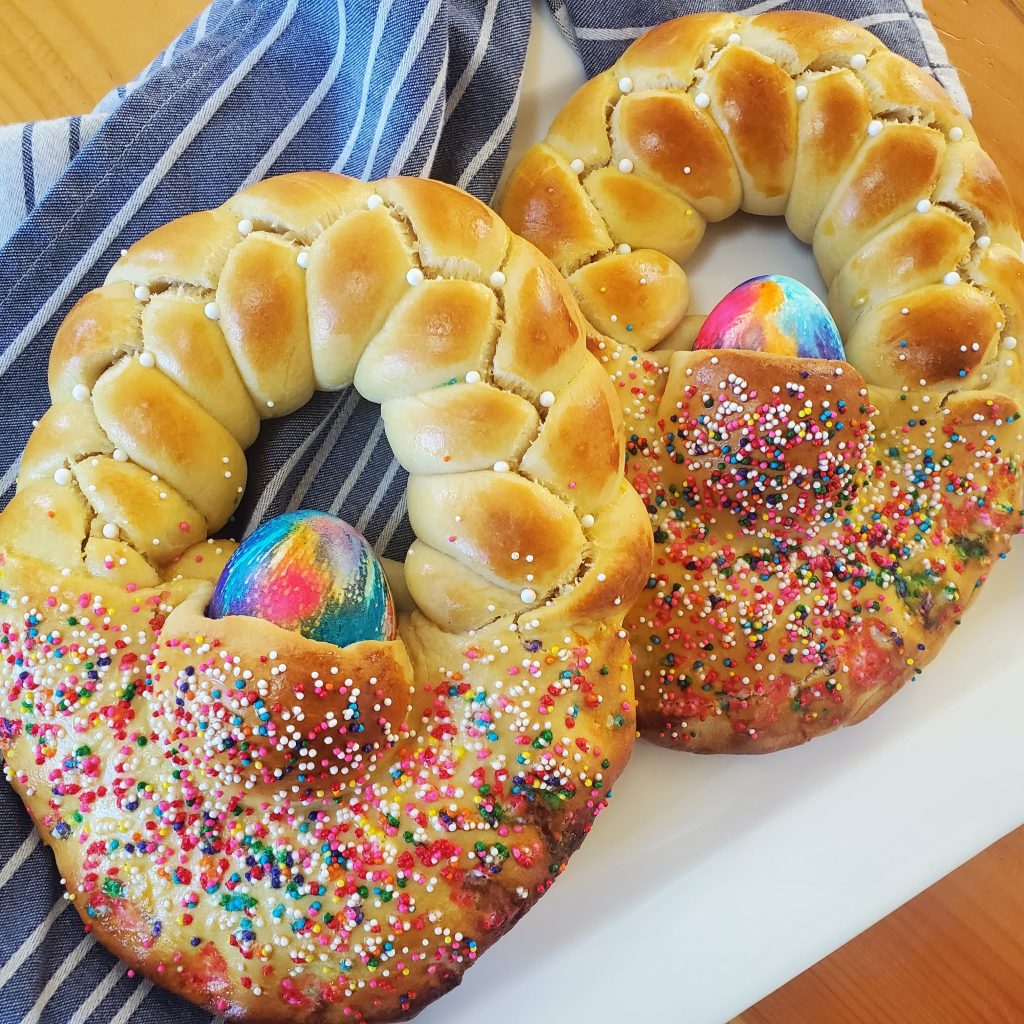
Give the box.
[648,362,873,539]
[152,635,405,788]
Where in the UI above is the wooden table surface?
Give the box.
[1,2,1022,1022]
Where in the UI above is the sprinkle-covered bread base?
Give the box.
[602,339,1022,751]
[1,552,634,1021]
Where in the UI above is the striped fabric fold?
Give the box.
[0,2,964,1022]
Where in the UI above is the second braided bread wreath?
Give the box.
[502,10,1024,753]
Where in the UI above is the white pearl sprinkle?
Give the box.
[618,76,633,93]
[204,301,220,321]
[489,270,506,288]
[618,158,634,174]
[581,514,595,528]
[113,449,128,463]
[238,218,253,235]
[71,384,90,402]
[949,126,964,142]
[53,467,72,486]
[539,391,555,408]
[367,195,384,209]
[139,352,156,368]
[465,370,482,384]
[943,271,960,286]
[493,460,510,473]
[102,523,119,540]
[851,53,867,70]
[266,400,275,409]
[977,235,991,249]
[1004,336,1018,351]
[728,32,741,44]
[795,84,808,102]
[133,285,150,301]
[901,307,910,315]
[520,588,537,604]
[616,242,632,254]
[683,165,691,174]
[569,158,585,174]
[916,199,931,213]
[695,92,710,109]
[867,120,883,137]
[296,250,310,269]
[406,268,424,286]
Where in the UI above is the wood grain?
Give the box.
[927,0,1024,218]
[737,826,1024,1023]
[1,3,1023,1023]
[0,0,205,124]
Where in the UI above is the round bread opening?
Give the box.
[223,387,417,562]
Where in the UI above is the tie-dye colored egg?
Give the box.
[693,275,845,360]
[208,511,396,648]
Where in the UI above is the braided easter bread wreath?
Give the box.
[501,10,1024,753]
[0,173,652,1021]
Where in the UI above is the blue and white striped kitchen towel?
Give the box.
[0,1,965,1022]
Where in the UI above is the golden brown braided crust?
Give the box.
[0,172,652,1021]
[500,11,1024,752]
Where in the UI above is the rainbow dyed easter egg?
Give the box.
[693,275,845,360]
[208,511,396,648]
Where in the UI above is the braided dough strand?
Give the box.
[0,173,651,1020]
[500,11,1024,752]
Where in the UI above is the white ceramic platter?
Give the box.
[421,6,1024,1022]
